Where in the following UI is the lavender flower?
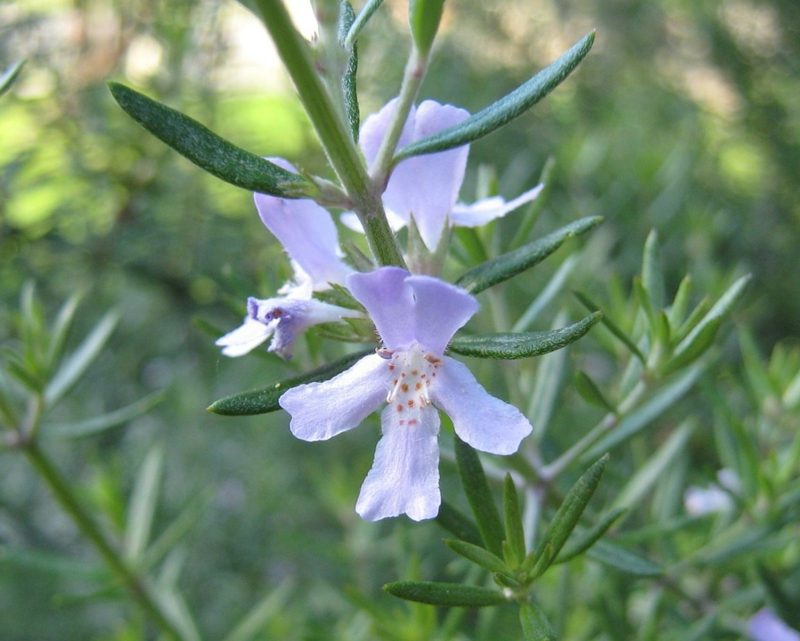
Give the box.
[343,98,543,250]
[748,609,800,641]
[217,159,359,359]
[279,267,532,521]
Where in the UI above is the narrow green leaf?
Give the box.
[444,540,508,574]
[436,501,482,546]
[43,390,166,440]
[664,274,751,374]
[582,362,706,459]
[409,0,445,56]
[109,83,312,198]
[455,437,505,557]
[574,292,646,363]
[738,327,778,404]
[512,255,577,332]
[668,275,692,329]
[520,602,556,641]
[641,230,665,310]
[574,371,617,413]
[587,540,662,577]
[344,0,384,48]
[124,446,164,561]
[530,455,609,578]
[510,156,555,249]
[612,421,694,510]
[338,1,360,141]
[503,475,526,567]
[555,507,627,563]
[44,311,119,406]
[395,32,595,161]
[208,348,373,415]
[457,216,602,294]
[0,59,25,96]
[46,293,82,370]
[222,579,294,641]
[0,545,106,579]
[449,313,600,360]
[384,581,507,607]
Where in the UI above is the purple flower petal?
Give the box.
[386,102,470,249]
[406,275,479,355]
[279,354,389,441]
[356,405,441,521]
[254,159,352,289]
[360,98,415,171]
[432,357,532,454]
[748,609,800,641]
[347,267,416,350]
[216,318,275,357]
[450,183,544,227]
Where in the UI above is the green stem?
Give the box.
[344,0,385,50]
[24,442,187,641]
[541,379,648,480]
[369,48,428,188]
[253,0,404,268]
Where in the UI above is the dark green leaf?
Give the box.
[436,501,482,546]
[43,390,166,440]
[456,216,602,294]
[582,362,706,459]
[384,581,507,607]
[455,437,505,557]
[574,291,647,363]
[109,83,312,198]
[0,59,25,97]
[757,564,800,630]
[448,313,600,360]
[574,371,617,413]
[503,475,526,567]
[668,275,693,329]
[555,508,626,563]
[587,540,662,577]
[529,455,609,578]
[395,32,595,161]
[46,293,82,370]
[409,0,445,56]
[338,1,360,141]
[520,602,556,641]
[208,348,373,415]
[444,540,508,573]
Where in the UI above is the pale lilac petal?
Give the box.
[406,276,479,355]
[748,609,800,641]
[279,354,389,441]
[347,267,416,350]
[254,160,352,289]
[432,357,532,454]
[356,404,441,521]
[360,98,415,168]
[683,485,733,517]
[382,101,470,250]
[340,210,407,234]
[450,183,544,228]
[216,318,275,357]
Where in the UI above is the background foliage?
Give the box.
[1,0,798,639]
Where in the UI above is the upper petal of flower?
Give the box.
[382,101,470,250]
[431,356,532,454]
[406,275,479,355]
[360,98,415,172]
[356,404,441,521]
[347,267,417,350]
[450,183,544,228]
[254,158,352,290]
[279,354,389,441]
[748,609,800,641]
[215,317,276,357]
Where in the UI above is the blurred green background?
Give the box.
[1,0,798,639]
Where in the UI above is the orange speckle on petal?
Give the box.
[415,382,422,390]
[401,383,409,392]
[408,419,418,426]
[396,404,404,412]
[408,399,414,407]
